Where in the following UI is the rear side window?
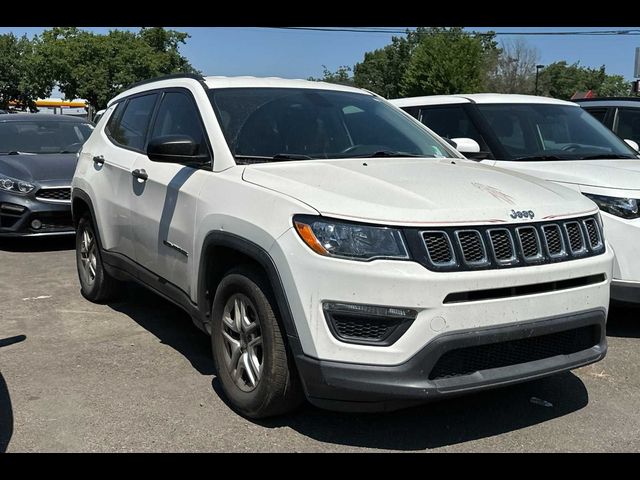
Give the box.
[149,91,209,157]
[584,107,608,124]
[107,93,158,151]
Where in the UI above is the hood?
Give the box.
[492,159,640,191]
[0,153,78,183]
[242,158,597,226]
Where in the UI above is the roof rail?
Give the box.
[125,73,207,91]
[574,96,640,102]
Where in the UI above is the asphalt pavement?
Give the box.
[1,235,638,452]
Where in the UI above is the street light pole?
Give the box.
[535,64,545,96]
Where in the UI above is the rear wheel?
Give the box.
[211,266,303,418]
[76,214,121,302]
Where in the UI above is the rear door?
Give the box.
[89,93,159,258]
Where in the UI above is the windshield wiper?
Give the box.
[511,155,568,162]
[581,154,637,160]
[349,150,430,158]
[234,154,314,164]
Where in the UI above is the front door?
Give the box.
[129,89,211,296]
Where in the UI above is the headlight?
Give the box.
[293,215,409,261]
[0,175,36,194]
[583,193,639,219]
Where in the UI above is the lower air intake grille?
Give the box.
[331,314,400,342]
[429,325,599,380]
[35,187,71,202]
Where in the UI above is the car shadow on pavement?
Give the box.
[0,372,12,453]
[105,284,591,451]
[607,303,640,339]
[107,284,215,376]
[0,335,26,453]
[258,372,589,450]
[0,235,75,252]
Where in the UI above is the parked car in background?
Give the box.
[72,75,611,418]
[92,109,106,125]
[391,93,640,304]
[574,97,640,151]
[0,114,93,237]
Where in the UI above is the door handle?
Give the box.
[93,155,105,165]
[132,169,148,181]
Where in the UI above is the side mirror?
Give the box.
[451,137,481,154]
[147,135,208,163]
[624,139,639,152]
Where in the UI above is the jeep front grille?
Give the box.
[418,214,604,272]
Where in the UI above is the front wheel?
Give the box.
[75,214,121,302]
[211,266,303,418]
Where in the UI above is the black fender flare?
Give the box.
[197,231,302,353]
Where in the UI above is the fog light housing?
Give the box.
[322,301,417,346]
[31,219,42,230]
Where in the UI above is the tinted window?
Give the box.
[208,88,457,162]
[149,92,208,157]
[584,107,608,124]
[419,106,488,151]
[109,94,158,151]
[0,119,93,154]
[476,104,637,161]
[615,108,640,146]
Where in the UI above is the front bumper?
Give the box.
[272,228,613,366]
[611,279,640,304]
[0,191,74,237]
[296,309,606,411]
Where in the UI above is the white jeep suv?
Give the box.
[391,94,640,304]
[72,75,612,418]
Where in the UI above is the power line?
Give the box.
[269,27,640,36]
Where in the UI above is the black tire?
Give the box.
[211,266,303,419]
[75,214,121,303]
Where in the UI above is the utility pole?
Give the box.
[535,64,545,96]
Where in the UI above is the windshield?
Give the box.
[476,104,638,161]
[208,88,458,162]
[0,119,93,154]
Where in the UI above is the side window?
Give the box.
[109,93,158,151]
[615,108,640,145]
[149,91,209,157]
[105,102,125,138]
[419,106,488,151]
[584,107,608,124]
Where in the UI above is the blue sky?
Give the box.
[2,26,640,80]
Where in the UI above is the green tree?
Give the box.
[0,33,54,110]
[308,65,354,86]
[35,27,198,110]
[538,61,630,99]
[353,31,417,98]
[400,28,499,97]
